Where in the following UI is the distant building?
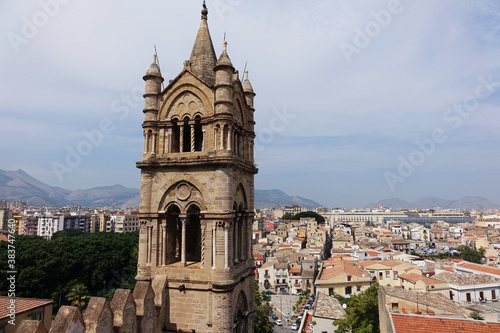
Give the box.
[37,215,63,239]
[284,205,302,216]
[0,209,13,231]
[20,216,37,236]
[114,214,139,233]
[61,215,91,233]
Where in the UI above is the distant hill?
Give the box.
[0,169,322,210]
[255,189,322,209]
[0,169,139,208]
[368,196,500,210]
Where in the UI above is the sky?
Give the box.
[1,0,500,208]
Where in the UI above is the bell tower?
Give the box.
[136,2,257,332]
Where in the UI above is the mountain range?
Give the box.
[0,169,322,209]
[1,169,498,210]
[0,169,140,208]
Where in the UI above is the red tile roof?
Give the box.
[319,260,369,280]
[0,235,8,242]
[399,273,446,285]
[289,267,301,274]
[458,262,500,276]
[392,314,500,333]
[0,297,54,320]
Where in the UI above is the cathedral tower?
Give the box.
[136,2,257,332]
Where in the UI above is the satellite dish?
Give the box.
[342,303,347,309]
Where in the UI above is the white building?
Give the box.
[37,215,64,239]
[114,214,140,233]
[434,272,500,303]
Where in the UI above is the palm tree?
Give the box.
[66,283,90,312]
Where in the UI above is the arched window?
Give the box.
[171,119,180,153]
[182,117,191,153]
[186,204,201,262]
[194,115,203,151]
[166,205,181,264]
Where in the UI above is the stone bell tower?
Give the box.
[136,2,257,332]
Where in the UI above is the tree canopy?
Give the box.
[283,211,325,223]
[254,281,273,333]
[0,231,138,312]
[458,245,485,264]
[334,283,380,333]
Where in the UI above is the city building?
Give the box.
[315,259,372,297]
[0,209,13,231]
[0,297,54,333]
[114,214,140,233]
[36,215,63,239]
[434,272,500,303]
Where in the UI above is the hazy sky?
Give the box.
[1,0,500,208]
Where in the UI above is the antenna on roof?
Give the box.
[242,61,247,81]
[154,45,165,90]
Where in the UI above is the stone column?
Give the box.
[143,132,147,154]
[147,226,152,264]
[220,126,225,150]
[202,129,206,151]
[224,223,229,270]
[151,132,156,155]
[200,224,206,268]
[181,217,187,266]
[179,125,184,152]
[248,216,253,260]
[190,124,195,152]
[234,221,239,264]
[212,225,216,270]
[250,141,254,162]
[162,224,167,266]
[137,221,149,278]
[228,126,232,151]
[239,216,245,261]
[214,128,218,152]
[167,129,172,153]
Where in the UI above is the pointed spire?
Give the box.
[216,40,233,67]
[243,70,254,93]
[189,1,217,85]
[145,54,162,77]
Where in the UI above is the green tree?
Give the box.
[0,231,139,304]
[458,245,485,264]
[66,283,90,312]
[470,311,485,320]
[254,282,273,333]
[334,283,380,333]
[292,211,325,223]
[281,213,294,220]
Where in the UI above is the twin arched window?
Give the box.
[171,115,203,153]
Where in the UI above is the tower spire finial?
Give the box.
[201,0,208,18]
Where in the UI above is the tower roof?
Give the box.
[216,40,233,68]
[189,1,217,86]
[242,70,254,94]
[145,54,162,78]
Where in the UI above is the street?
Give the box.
[269,294,301,332]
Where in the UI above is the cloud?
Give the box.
[1,0,499,207]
